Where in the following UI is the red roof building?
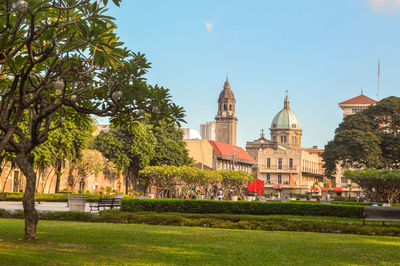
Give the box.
[185,139,256,173]
[338,92,377,118]
[338,94,377,105]
[208,141,256,163]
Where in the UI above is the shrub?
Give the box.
[1,208,399,237]
[2,192,116,202]
[120,199,364,218]
[333,196,365,202]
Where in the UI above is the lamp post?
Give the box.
[232,148,238,170]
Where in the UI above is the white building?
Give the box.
[200,121,216,141]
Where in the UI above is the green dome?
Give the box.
[271,95,301,129]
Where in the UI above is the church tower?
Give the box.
[215,78,238,145]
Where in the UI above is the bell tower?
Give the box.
[215,78,238,145]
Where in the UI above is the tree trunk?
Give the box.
[15,153,38,240]
[55,160,61,193]
[1,166,13,192]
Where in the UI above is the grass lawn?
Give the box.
[0,219,400,265]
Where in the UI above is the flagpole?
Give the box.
[377,61,380,101]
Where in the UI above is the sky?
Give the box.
[106,0,400,149]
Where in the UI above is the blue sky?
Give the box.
[107,0,400,148]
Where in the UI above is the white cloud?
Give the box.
[205,21,213,32]
[367,0,400,12]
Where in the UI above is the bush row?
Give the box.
[2,192,115,202]
[120,199,364,218]
[1,209,399,237]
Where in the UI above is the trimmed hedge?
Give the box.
[2,209,399,236]
[3,208,400,236]
[120,199,364,218]
[3,192,115,202]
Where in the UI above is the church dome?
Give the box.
[271,94,301,129]
[218,79,235,101]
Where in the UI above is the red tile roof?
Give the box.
[339,94,377,105]
[208,141,256,162]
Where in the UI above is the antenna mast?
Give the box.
[377,61,380,101]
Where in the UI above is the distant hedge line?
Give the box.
[120,199,364,218]
[1,192,115,202]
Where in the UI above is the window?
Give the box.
[280,135,287,143]
[292,124,297,128]
[224,104,227,111]
[272,124,276,128]
[278,158,282,170]
[267,174,271,184]
[341,177,348,184]
[289,158,293,169]
[266,158,271,168]
[272,136,277,142]
[229,104,232,110]
[278,174,282,184]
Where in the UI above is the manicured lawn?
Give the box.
[0,219,400,265]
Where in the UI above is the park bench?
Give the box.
[0,192,6,201]
[364,206,400,225]
[89,198,121,212]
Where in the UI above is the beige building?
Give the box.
[247,94,324,194]
[0,160,125,194]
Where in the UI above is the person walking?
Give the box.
[218,189,223,201]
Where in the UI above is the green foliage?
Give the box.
[139,166,252,198]
[150,122,193,166]
[3,192,115,202]
[94,122,193,193]
[344,169,400,204]
[120,199,364,218]
[323,96,400,177]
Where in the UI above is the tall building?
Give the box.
[200,121,216,140]
[338,91,377,118]
[215,78,237,146]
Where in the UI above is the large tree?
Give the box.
[344,169,400,204]
[94,124,157,194]
[323,96,400,178]
[94,121,192,194]
[0,0,184,240]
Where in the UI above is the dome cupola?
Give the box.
[218,78,235,101]
[271,93,301,129]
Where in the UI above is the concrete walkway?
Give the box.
[0,201,91,212]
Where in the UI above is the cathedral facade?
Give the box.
[246,93,324,194]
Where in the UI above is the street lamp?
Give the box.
[232,148,238,170]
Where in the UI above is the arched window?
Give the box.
[224,104,227,111]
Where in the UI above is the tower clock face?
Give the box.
[222,111,227,117]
